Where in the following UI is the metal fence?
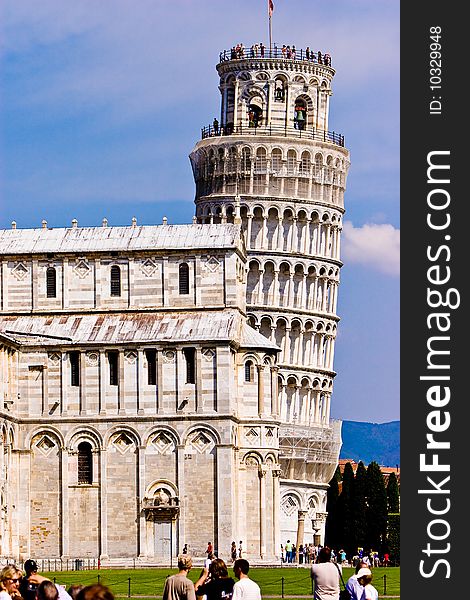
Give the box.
[201,123,345,147]
[218,47,333,67]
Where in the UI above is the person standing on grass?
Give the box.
[232,560,261,600]
[163,555,196,600]
[285,540,293,563]
[231,542,238,563]
[310,546,341,600]
[19,560,72,600]
[195,558,235,600]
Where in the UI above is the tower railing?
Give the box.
[201,123,345,147]
[219,46,332,66]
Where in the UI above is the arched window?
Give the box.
[287,150,297,175]
[274,79,285,101]
[110,265,121,297]
[240,147,252,194]
[300,151,311,175]
[78,442,93,484]
[179,263,190,294]
[248,97,263,127]
[245,360,254,382]
[46,267,57,298]
[271,148,282,173]
[254,148,267,194]
[294,99,307,130]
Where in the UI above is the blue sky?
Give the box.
[0,0,399,424]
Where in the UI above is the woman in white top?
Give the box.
[0,566,22,600]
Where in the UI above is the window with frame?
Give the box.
[179,263,190,295]
[183,347,196,384]
[70,351,80,387]
[245,360,254,382]
[271,148,282,173]
[46,267,57,298]
[146,349,157,385]
[108,351,119,386]
[78,441,93,484]
[110,265,121,297]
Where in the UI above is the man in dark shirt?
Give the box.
[19,560,39,600]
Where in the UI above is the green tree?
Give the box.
[387,471,400,513]
[387,513,400,564]
[325,465,341,548]
[365,461,388,552]
[337,461,355,551]
[351,460,368,557]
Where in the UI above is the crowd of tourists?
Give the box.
[281,542,388,569]
[310,546,379,600]
[0,560,112,600]
[220,44,332,65]
[1,543,383,600]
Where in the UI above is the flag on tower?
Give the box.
[268,0,274,18]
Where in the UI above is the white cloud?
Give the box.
[342,221,400,276]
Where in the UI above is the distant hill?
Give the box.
[339,420,400,467]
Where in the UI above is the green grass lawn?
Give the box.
[45,566,400,598]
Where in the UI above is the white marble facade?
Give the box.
[0,47,348,564]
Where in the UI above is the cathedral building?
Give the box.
[0,44,349,565]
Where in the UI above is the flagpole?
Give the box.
[268,1,274,54]
[269,14,272,54]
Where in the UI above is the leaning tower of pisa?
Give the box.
[190,44,350,548]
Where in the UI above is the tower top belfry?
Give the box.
[215,44,338,136]
[190,42,349,216]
